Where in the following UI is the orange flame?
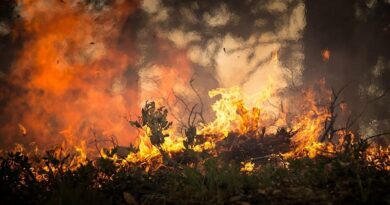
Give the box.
[3,1,384,170]
[2,0,140,148]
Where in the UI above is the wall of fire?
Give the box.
[0,0,388,148]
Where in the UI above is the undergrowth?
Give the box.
[0,101,389,205]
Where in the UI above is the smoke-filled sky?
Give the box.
[0,0,389,148]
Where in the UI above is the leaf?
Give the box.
[129,121,141,128]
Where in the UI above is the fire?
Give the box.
[286,89,332,158]
[120,81,335,163]
[198,86,275,139]
[126,132,161,163]
[366,146,390,171]
[241,161,255,172]
[1,0,198,151]
[192,83,332,158]
[322,49,330,61]
[0,0,140,149]
[2,77,387,174]
[1,1,386,175]
[74,140,88,166]
[124,126,184,164]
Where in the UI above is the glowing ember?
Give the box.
[322,49,330,61]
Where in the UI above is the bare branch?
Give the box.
[190,78,205,123]
[365,132,390,141]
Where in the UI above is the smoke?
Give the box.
[132,0,306,121]
[0,0,308,148]
[5,0,387,149]
[303,0,390,135]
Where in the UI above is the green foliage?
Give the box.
[130,101,172,147]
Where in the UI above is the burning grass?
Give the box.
[0,135,388,205]
[0,85,389,204]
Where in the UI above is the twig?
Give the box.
[365,132,390,141]
[320,84,349,142]
[90,128,103,158]
[190,78,205,123]
[346,87,389,129]
[172,90,191,113]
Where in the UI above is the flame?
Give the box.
[1,0,140,148]
[1,1,385,173]
[74,140,87,167]
[125,126,184,164]
[366,146,390,171]
[240,161,255,172]
[3,79,387,173]
[123,81,334,163]
[1,0,197,150]
[194,82,334,158]
[198,86,275,139]
[286,89,331,158]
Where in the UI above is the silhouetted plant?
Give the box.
[130,101,172,147]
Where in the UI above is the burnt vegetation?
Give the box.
[0,101,389,205]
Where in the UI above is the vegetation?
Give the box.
[0,101,389,205]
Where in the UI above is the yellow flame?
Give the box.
[198,86,275,139]
[240,161,255,172]
[125,85,335,162]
